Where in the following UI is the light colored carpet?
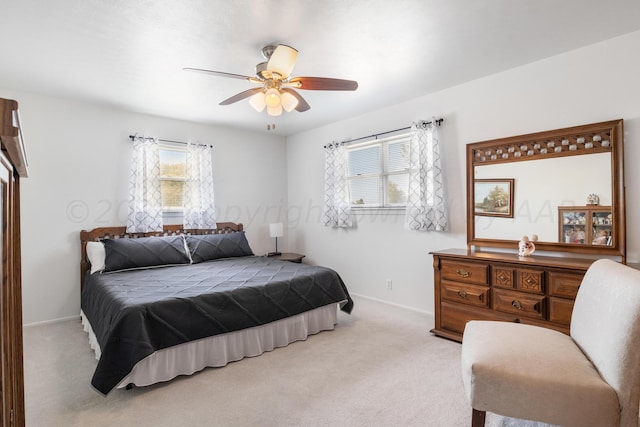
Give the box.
[23,296,554,427]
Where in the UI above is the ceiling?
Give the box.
[2,0,640,136]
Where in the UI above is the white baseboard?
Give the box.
[349,292,434,317]
[24,315,80,328]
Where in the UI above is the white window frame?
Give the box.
[158,144,187,216]
[345,132,413,210]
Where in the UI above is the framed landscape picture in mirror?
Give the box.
[474,179,514,217]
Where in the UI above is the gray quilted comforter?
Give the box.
[81,256,353,395]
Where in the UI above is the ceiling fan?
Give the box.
[183,44,358,116]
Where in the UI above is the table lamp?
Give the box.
[268,223,283,256]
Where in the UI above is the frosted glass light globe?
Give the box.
[265,88,281,108]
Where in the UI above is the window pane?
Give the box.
[387,173,409,205]
[349,177,381,205]
[345,134,412,208]
[348,145,380,176]
[159,150,187,177]
[387,140,410,173]
[161,180,184,209]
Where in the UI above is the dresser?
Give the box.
[431,249,596,342]
[0,97,27,426]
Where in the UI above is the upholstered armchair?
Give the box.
[461,259,640,427]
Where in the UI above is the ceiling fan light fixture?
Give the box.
[267,104,283,116]
[185,43,357,116]
[266,45,298,78]
[248,92,266,112]
[280,91,299,112]
[264,88,281,108]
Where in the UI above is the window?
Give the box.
[159,147,187,211]
[346,133,412,208]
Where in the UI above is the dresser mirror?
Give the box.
[466,119,626,262]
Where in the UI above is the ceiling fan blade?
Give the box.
[266,45,298,78]
[280,88,310,112]
[183,67,254,81]
[219,88,263,105]
[289,77,358,91]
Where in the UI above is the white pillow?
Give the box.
[86,241,106,274]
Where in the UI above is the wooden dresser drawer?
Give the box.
[493,289,545,320]
[440,260,488,285]
[516,269,544,294]
[492,266,515,289]
[549,271,584,298]
[440,301,501,335]
[549,297,575,325]
[441,281,490,308]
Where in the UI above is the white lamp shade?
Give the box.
[280,91,299,112]
[266,45,298,78]
[249,92,266,112]
[267,104,282,116]
[269,223,284,238]
[264,88,281,108]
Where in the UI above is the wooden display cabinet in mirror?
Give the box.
[466,119,625,263]
[558,205,613,246]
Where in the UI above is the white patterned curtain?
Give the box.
[323,142,353,228]
[405,120,448,231]
[183,143,217,229]
[126,136,163,232]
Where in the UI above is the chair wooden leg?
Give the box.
[472,409,486,427]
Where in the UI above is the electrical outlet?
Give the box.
[386,279,392,290]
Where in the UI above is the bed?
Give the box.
[80,223,353,395]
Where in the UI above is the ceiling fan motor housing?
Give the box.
[261,45,278,60]
[255,61,273,80]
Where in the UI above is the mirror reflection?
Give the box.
[474,153,611,243]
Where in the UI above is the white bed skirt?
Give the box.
[81,303,339,389]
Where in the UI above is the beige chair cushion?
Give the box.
[461,320,619,427]
[571,259,640,427]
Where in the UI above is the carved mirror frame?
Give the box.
[466,119,626,262]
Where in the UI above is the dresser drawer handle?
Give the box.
[511,300,523,310]
[456,269,471,278]
[457,290,468,299]
[526,278,535,285]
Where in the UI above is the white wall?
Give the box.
[285,30,640,314]
[1,89,287,324]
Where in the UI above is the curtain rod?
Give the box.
[128,134,212,148]
[330,117,444,147]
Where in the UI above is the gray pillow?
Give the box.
[103,235,191,272]
[186,232,254,263]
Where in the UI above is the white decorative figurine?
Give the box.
[587,193,599,205]
[518,234,538,257]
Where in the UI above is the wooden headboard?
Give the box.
[80,222,244,290]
